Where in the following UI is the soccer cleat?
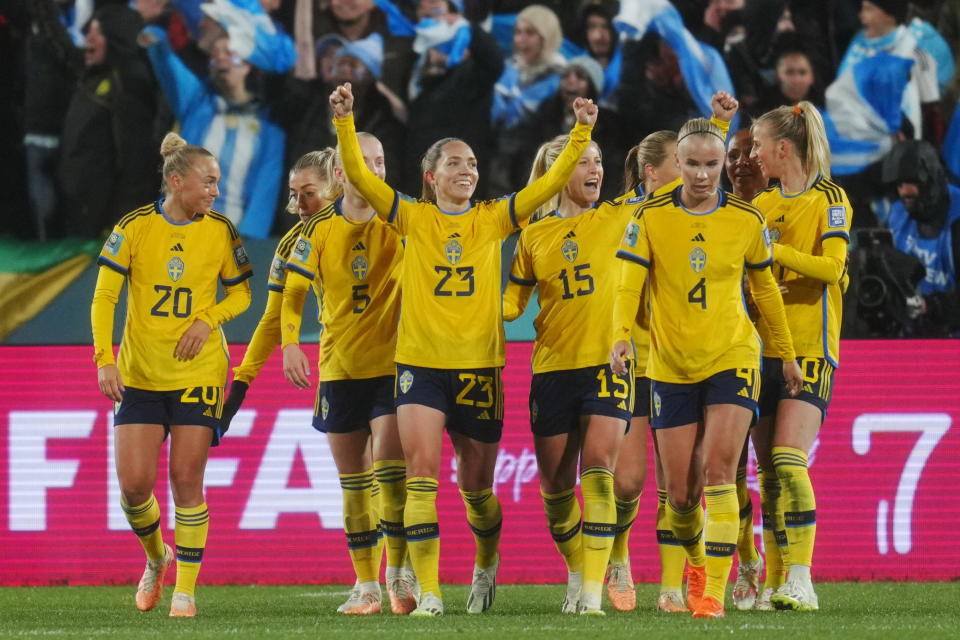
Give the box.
[606,562,636,611]
[336,581,362,613]
[754,587,776,611]
[136,543,173,612]
[691,595,725,618]
[577,592,605,616]
[410,591,443,617]
[561,570,582,614]
[343,584,382,615]
[732,555,764,610]
[685,564,706,610]
[657,591,689,613]
[771,575,819,611]
[169,592,196,618]
[466,555,498,614]
[386,568,418,615]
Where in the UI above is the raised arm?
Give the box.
[513,97,598,222]
[330,83,399,219]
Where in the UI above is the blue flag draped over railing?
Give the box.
[613,0,739,131]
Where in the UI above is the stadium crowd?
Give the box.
[2,0,958,337]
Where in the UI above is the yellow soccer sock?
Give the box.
[340,470,380,584]
[371,477,385,571]
[580,466,616,600]
[758,470,788,590]
[656,489,686,592]
[174,502,209,597]
[773,446,816,568]
[405,477,441,597]
[736,466,759,563]
[703,485,739,603]
[667,497,706,568]
[374,460,407,570]
[541,487,584,573]
[460,488,502,569]
[122,494,165,562]
[610,495,640,565]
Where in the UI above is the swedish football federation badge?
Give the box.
[689,247,706,273]
[270,257,285,282]
[445,238,462,265]
[292,238,311,262]
[653,391,662,417]
[769,227,781,243]
[351,254,369,280]
[561,238,578,263]
[104,231,124,256]
[398,370,414,394]
[167,256,185,282]
[624,221,639,248]
[321,396,329,420]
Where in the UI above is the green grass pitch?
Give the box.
[2,583,958,639]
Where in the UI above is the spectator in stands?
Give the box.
[880,139,960,336]
[755,36,826,115]
[489,4,564,195]
[58,3,159,239]
[526,56,626,201]
[20,0,81,240]
[403,6,504,197]
[571,0,623,109]
[140,22,285,238]
[281,33,406,207]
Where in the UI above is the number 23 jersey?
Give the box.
[97,204,252,390]
[616,187,771,383]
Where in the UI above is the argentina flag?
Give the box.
[613,0,739,131]
[826,26,921,175]
[199,0,296,73]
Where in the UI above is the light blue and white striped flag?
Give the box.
[613,0,738,131]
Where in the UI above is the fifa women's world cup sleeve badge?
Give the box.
[624,222,639,248]
[104,231,124,256]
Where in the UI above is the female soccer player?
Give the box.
[330,81,596,617]
[92,132,252,617]
[502,135,631,615]
[749,102,851,612]
[279,135,417,615]
[610,117,802,619]
[222,149,338,425]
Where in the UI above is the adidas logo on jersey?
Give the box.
[352,241,366,251]
[203,407,213,417]
[617,401,626,410]
[775,215,785,222]
[803,384,814,394]
[448,232,461,238]
[738,388,748,398]
[170,243,184,252]
[691,233,705,242]
[564,230,576,239]
[478,410,491,420]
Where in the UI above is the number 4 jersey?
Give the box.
[94,202,253,390]
[615,186,774,384]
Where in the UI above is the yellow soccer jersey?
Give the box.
[333,112,593,369]
[283,198,403,380]
[233,221,323,384]
[93,202,253,390]
[615,186,778,383]
[753,177,851,366]
[505,201,633,373]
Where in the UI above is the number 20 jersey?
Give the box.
[616,187,772,383]
[96,203,253,390]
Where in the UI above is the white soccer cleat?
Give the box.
[577,591,605,616]
[466,555,498,614]
[754,586,776,611]
[136,543,173,612]
[561,570,582,614]
[410,591,444,617]
[386,566,418,615]
[337,581,362,613]
[732,555,764,610]
[169,592,196,617]
[771,575,819,611]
